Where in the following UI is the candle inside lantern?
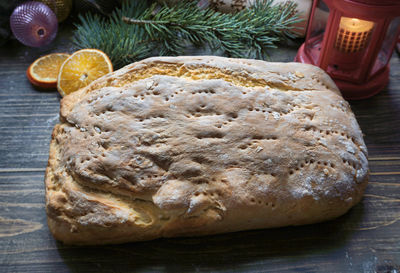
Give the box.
[335,17,374,53]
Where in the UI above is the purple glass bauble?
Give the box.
[10,2,58,47]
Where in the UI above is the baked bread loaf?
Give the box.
[45,56,368,245]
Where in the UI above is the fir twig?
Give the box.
[73,0,154,68]
[73,0,301,68]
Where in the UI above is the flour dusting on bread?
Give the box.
[45,56,368,245]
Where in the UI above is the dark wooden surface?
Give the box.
[0,24,399,273]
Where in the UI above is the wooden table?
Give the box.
[1,24,399,273]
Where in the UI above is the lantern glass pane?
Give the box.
[370,17,400,77]
[304,0,330,63]
[335,17,374,54]
[326,15,375,83]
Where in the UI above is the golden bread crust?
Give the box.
[45,56,368,245]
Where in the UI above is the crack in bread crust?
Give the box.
[85,62,335,92]
[45,56,368,245]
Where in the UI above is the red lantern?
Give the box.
[295,0,400,100]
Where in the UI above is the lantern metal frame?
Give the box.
[295,0,400,100]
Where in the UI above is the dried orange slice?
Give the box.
[27,53,70,88]
[57,49,113,96]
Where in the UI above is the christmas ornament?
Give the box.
[10,2,58,47]
[295,0,400,99]
[38,0,73,22]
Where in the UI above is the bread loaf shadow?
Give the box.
[56,202,363,272]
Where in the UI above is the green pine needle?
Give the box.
[73,0,154,68]
[73,0,301,68]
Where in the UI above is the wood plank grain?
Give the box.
[0,22,399,272]
[0,141,398,272]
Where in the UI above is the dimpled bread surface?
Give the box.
[45,56,368,245]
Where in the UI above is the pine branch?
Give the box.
[73,0,301,68]
[73,0,155,68]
